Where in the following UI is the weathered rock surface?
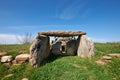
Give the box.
[0,52,7,56]
[1,55,13,63]
[96,53,120,65]
[66,40,77,55]
[15,54,30,61]
[29,35,50,67]
[22,78,29,80]
[51,41,62,55]
[77,35,94,57]
[95,60,106,65]
[107,53,120,57]
[51,37,77,55]
[12,60,17,64]
[102,56,112,60]
[38,31,86,37]
[29,31,95,67]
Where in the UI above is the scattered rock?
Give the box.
[107,53,120,57]
[96,53,120,65]
[1,55,13,63]
[95,60,106,65]
[15,54,30,62]
[12,60,18,64]
[102,56,112,60]
[22,78,29,80]
[0,52,7,57]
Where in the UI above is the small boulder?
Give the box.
[22,78,29,80]
[107,53,120,58]
[1,55,13,63]
[0,52,7,57]
[102,56,112,60]
[15,54,30,62]
[12,60,17,64]
[95,60,105,65]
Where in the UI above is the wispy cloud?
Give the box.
[56,0,90,20]
[0,33,35,44]
[0,34,19,44]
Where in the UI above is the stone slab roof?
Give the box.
[38,31,86,37]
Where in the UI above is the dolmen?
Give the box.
[29,31,94,67]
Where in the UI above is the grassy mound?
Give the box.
[0,43,120,80]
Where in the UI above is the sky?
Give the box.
[0,0,120,44]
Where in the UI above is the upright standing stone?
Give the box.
[51,41,62,55]
[29,35,50,67]
[77,35,94,57]
[66,40,77,56]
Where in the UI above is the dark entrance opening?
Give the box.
[61,45,65,52]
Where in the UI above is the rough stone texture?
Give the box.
[12,60,17,64]
[95,60,106,65]
[96,53,120,65]
[29,35,50,67]
[1,55,13,63]
[15,54,30,61]
[22,78,29,80]
[66,40,77,55]
[51,37,77,55]
[51,41,62,55]
[107,53,120,57]
[38,31,86,37]
[0,52,7,57]
[77,35,94,57]
[102,56,112,60]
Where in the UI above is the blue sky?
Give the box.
[0,0,120,44]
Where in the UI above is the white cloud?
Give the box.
[0,34,21,44]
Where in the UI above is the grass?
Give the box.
[0,44,30,57]
[30,56,111,80]
[0,42,120,80]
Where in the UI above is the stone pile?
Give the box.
[0,53,30,66]
[96,53,120,65]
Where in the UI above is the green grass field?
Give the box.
[0,43,120,80]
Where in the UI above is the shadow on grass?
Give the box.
[41,53,69,66]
